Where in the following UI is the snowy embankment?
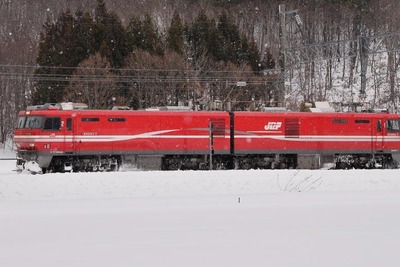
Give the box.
[1,153,400,267]
[1,158,400,200]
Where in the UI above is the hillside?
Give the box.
[1,0,400,145]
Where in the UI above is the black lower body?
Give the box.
[17,151,399,173]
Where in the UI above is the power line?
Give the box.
[0,63,281,85]
[284,30,400,67]
[0,63,276,74]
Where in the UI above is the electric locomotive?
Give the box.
[14,102,400,173]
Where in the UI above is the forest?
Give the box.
[1,0,400,145]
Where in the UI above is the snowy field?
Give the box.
[1,150,400,267]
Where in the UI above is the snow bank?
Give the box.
[1,157,400,200]
[1,158,400,267]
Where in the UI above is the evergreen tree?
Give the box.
[33,19,56,104]
[94,0,129,68]
[239,36,261,71]
[33,10,80,104]
[208,18,224,62]
[33,0,129,104]
[217,11,241,63]
[187,10,215,60]
[166,11,185,55]
[74,10,96,60]
[127,14,163,56]
[94,0,108,24]
[141,13,164,55]
[99,13,129,68]
[127,16,142,51]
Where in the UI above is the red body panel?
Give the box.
[232,112,397,154]
[14,110,232,156]
[72,111,231,154]
[14,109,400,158]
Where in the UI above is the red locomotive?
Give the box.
[14,102,400,173]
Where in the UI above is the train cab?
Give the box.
[13,103,86,172]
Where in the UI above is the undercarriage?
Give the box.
[334,154,398,169]
[161,154,297,170]
[49,155,121,173]
[16,152,399,173]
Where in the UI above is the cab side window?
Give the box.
[377,120,382,132]
[43,117,61,130]
[66,118,72,131]
[386,119,400,132]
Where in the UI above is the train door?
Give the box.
[64,117,75,153]
[373,118,385,152]
[43,116,62,153]
[383,117,400,150]
[209,117,227,151]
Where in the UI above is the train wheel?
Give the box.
[383,160,398,169]
[168,162,180,170]
[241,160,252,170]
[336,162,349,169]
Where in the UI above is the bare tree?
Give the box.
[64,53,119,109]
[123,49,195,109]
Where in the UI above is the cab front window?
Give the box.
[25,116,43,129]
[16,116,26,128]
[386,119,400,132]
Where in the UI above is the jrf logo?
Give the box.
[264,122,282,131]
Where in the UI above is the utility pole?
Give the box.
[359,35,368,100]
[277,5,303,108]
[359,1,368,101]
[278,4,286,108]
[209,121,214,171]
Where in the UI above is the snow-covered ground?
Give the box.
[1,150,400,267]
